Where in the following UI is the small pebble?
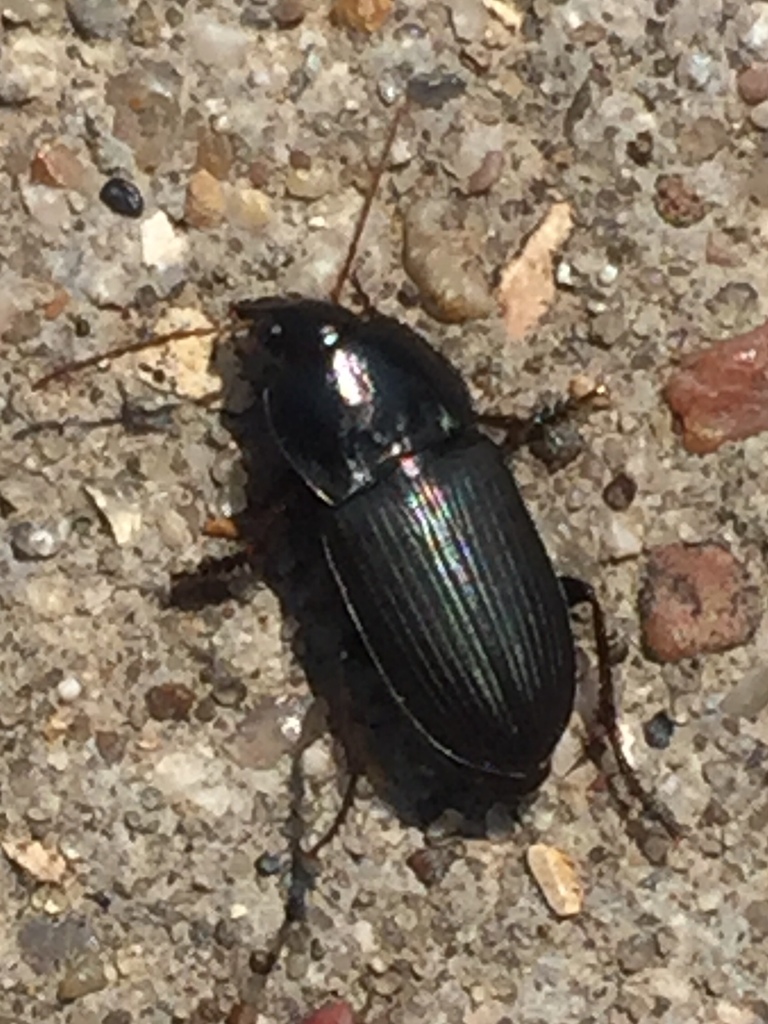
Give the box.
[616,933,658,975]
[99,177,144,218]
[57,950,109,1002]
[749,100,768,130]
[654,174,707,227]
[285,163,334,201]
[643,711,676,750]
[626,130,653,166]
[255,852,282,877]
[407,71,466,110]
[330,0,392,33]
[30,142,87,191]
[738,62,768,105]
[95,730,127,765]
[526,843,583,917]
[65,0,127,40]
[298,1001,355,1024]
[602,472,637,511]
[403,201,493,323]
[185,168,225,229]
[83,483,142,547]
[145,682,196,722]
[10,520,68,560]
[57,676,83,704]
[140,210,188,272]
[720,664,768,719]
[597,262,619,286]
[465,150,504,196]
[405,846,454,888]
[272,0,305,28]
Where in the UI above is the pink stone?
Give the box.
[299,1001,356,1024]
[639,543,762,663]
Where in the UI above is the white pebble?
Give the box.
[555,260,574,286]
[140,210,188,271]
[598,262,619,286]
[301,742,333,779]
[57,676,82,703]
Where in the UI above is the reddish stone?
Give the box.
[29,142,87,191]
[299,1001,356,1024]
[737,63,768,105]
[639,543,762,663]
[663,319,768,453]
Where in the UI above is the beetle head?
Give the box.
[233,296,361,379]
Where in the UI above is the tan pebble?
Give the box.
[465,150,504,195]
[227,186,271,230]
[330,0,393,32]
[403,201,493,324]
[195,125,235,180]
[285,164,334,201]
[526,843,583,917]
[185,168,225,228]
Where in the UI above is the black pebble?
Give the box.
[603,471,638,511]
[643,710,676,750]
[99,177,144,218]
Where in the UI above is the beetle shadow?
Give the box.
[167,331,534,841]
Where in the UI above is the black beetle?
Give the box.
[235,295,589,796]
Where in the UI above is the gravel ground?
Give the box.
[2,1,768,1023]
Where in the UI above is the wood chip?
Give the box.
[526,843,583,917]
[113,307,219,402]
[482,0,524,32]
[2,838,68,885]
[498,201,574,342]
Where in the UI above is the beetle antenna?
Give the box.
[32,322,228,391]
[329,101,409,306]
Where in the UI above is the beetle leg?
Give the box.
[168,497,290,611]
[287,698,360,865]
[478,382,610,466]
[260,701,359,977]
[560,576,683,840]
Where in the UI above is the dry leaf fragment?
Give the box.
[526,842,583,917]
[2,838,68,885]
[498,202,574,342]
